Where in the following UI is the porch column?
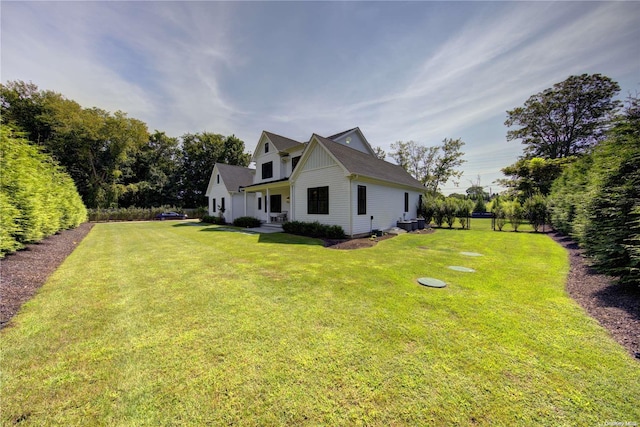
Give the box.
[266,187,270,223]
[290,184,294,221]
[243,190,247,216]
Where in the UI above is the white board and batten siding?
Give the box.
[293,145,350,229]
[207,179,231,217]
[207,175,255,222]
[350,179,422,235]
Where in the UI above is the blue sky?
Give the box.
[2,1,639,194]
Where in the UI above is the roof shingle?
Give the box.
[216,163,254,192]
[263,131,305,152]
[314,135,425,191]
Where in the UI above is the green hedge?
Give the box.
[1,125,87,257]
[87,206,187,222]
[282,221,346,239]
[233,216,261,228]
[201,215,226,225]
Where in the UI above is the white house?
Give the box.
[205,128,426,237]
[205,163,255,223]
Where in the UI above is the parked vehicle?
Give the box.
[155,212,187,220]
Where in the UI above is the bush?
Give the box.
[233,216,261,228]
[201,215,226,225]
[87,206,185,222]
[524,194,548,232]
[443,198,458,229]
[491,196,507,231]
[1,125,87,257]
[456,199,474,229]
[420,193,439,224]
[432,199,445,227]
[505,200,525,232]
[282,221,346,239]
[184,206,207,219]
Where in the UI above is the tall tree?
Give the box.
[372,146,386,160]
[177,132,250,207]
[390,138,465,193]
[119,131,181,208]
[505,73,621,159]
[497,157,573,198]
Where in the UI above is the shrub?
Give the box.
[443,198,458,229]
[491,196,507,231]
[201,215,226,225]
[456,199,474,229]
[282,221,346,239]
[233,216,261,228]
[432,199,445,227]
[420,193,439,224]
[505,200,525,232]
[87,206,185,222]
[524,194,548,232]
[0,125,87,257]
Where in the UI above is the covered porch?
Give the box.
[241,179,292,225]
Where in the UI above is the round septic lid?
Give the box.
[417,277,446,288]
[448,266,476,273]
[460,251,483,257]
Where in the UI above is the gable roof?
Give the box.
[263,131,305,152]
[216,163,254,192]
[326,127,359,140]
[313,135,425,191]
[325,127,375,156]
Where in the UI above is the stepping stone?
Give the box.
[460,251,483,257]
[448,266,476,273]
[417,277,446,288]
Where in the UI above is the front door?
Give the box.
[270,194,282,213]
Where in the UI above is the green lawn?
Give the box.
[2,220,638,425]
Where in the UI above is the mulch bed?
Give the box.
[1,224,638,361]
[548,232,639,360]
[324,228,433,249]
[0,223,94,328]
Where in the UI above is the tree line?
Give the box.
[0,81,251,209]
[496,74,638,285]
[389,73,637,286]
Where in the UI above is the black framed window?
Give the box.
[265,142,269,153]
[308,186,329,214]
[212,198,216,213]
[292,155,301,171]
[270,195,282,213]
[404,192,409,213]
[262,162,273,179]
[216,174,220,184]
[258,197,262,210]
[357,185,366,215]
[221,197,225,211]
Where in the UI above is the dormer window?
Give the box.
[265,142,269,153]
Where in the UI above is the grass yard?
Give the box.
[2,220,639,425]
